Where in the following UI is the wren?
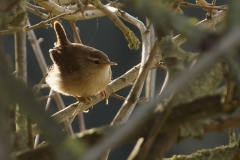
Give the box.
[46,21,117,101]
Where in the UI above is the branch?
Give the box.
[14,0,30,150]
[145,18,157,101]
[26,3,48,19]
[70,21,82,44]
[164,143,238,160]
[35,0,105,21]
[88,0,140,50]
[0,42,12,160]
[181,2,227,11]
[173,10,226,46]
[51,0,75,5]
[109,7,151,125]
[0,11,77,35]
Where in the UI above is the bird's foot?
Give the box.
[101,89,109,105]
[74,96,91,113]
[75,96,92,104]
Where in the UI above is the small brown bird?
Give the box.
[46,21,117,102]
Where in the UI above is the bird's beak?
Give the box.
[108,62,118,66]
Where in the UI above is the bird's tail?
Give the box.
[54,21,70,46]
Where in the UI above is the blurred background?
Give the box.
[2,0,237,159]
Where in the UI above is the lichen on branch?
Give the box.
[88,0,140,50]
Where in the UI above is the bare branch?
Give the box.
[173,10,226,46]
[88,0,140,50]
[70,21,82,44]
[14,0,31,150]
[145,18,157,101]
[181,2,227,11]
[26,4,48,19]
[35,0,105,20]
[164,143,238,160]
[112,40,159,124]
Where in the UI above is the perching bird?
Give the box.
[46,21,117,102]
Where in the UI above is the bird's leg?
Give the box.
[63,102,84,131]
[75,96,91,113]
[63,96,91,131]
[75,96,92,104]
[101,89,109,105]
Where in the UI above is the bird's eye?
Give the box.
[94,60,100,64]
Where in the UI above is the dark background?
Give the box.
[2,0,237,159]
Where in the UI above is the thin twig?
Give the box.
[37,94,55,101]
[145,18,157,101]
[26,5,48,19]
[26,25,48,72]
[155,62,167,71]
[224,74,235,104]
[0,10,80,35]
[78,113,86,131]
[128,138,144,160]
[173,10,226,46]
[196,0,211,6]
[27,2,46,12]
[212,0,217,6]
[111,93,126,101]
[52,0,75,5]
[88,0,140,50]
[112,40,159,124]
[26,11,78,31]
[45,90,54,111]
[210,0,218,19]
[41,84,50,88]
[116,9,149,59]
[181,2,227,11]
[111,93,148,104]
[70,21,82,44]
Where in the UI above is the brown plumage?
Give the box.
[46,21,117,99]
